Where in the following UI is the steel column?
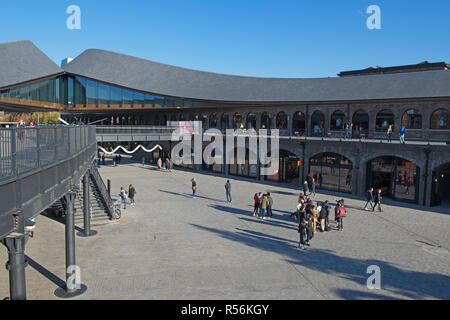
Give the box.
[83,174,91,236]
[65,192,76,294]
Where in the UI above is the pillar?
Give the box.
[1,215,28,300]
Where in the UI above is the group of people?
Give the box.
[156,157,174,172]
[119,184,136,210]
[295,194,347,250]
[363,187,383,212]
[253,192,274,220]
[386,125,407,144]
[113,154,122,167]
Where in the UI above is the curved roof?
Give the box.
[63,48,450,103]
[0,40,63,89]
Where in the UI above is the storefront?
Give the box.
[228,148,258,179]
[309,153,352,193]
[367,156,419,203]
[264,150,300,185]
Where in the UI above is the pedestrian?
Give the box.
[142,156,145,167]
[363,188,375,211]
[169,159,173,172]
[303,180,310,196]
[118,154,122,164]
[349,123,354,138]
[387,125,393,143]
[400,125,407,144]
[335,200,347,231]
[191,178,197,198]
[253,193,260,216]
[157,158,162,170]
[298,216,309,250]
[165,158,170,171]
[311,178,317,197]
[102,154,105,165]
[374,189,382,212]
[267,192,273,217]
[225,180,232,203]
[344,123,349,139]
[309,205,319,233]
[319,200,330,232]
[120,187,127,209]
[128,184,136,206]
[260,194,269,220]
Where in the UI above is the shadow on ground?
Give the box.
[190,219,450,300]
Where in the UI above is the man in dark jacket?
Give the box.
[267,192,273,217]
[363,188,375,212]
[303,180,310,196]
[225,180,232,203]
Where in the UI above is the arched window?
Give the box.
[261,112,272,129]
[233,113,243,129]
[430,108,450,129]
[292,111,306,136]
[309,153,353,193]
[311,111,325,136]
[330,110,346,130]
[209,113,217,128]
[376,110,395,131]
[221,113,229,130]
[402,109,422,129]
[276,112,288,129]
[246,113,257,129]
[352,110,369,136]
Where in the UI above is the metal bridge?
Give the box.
[0,125,111,300]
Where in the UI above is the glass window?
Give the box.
[233,113,243,129]
[98,82,110,106]
[110,86,122,106]
[430,109,450,129]
[74,77,86,106]
[134,92,144,108]
[209,113,217,128]
[311,111,325,136]
[85,79,98,106]
[261,112,272,129]
[292,111,306,136]
[144,94,154,108]
[276,112,288,129]
[68,77,74,105]
[123,89,133,107]
[330,110,346,130]
[376,110,395,131]
[246,113,256,129]
[309,153,352,193]
[402,109,422,129]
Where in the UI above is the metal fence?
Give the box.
[0,125,96,181]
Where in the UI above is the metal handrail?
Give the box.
[89,164,115,219]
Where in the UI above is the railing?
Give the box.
[89,164,116,219]
[0,125,97,181]
[0,125,97,240]
[96,125,177,135]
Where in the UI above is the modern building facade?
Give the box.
[1,40,449,207]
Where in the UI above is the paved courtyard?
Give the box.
[1,160,449,300]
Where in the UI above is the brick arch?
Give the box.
[360,153,423,171]
[431,159,450,172]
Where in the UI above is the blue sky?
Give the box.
[1,0,449,78]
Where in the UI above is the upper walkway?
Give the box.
[0,125,97,240]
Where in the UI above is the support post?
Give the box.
[79,173,97,237]
[55,191,87,298]
[1,215,28,300]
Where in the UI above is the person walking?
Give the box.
[335,200,347,231]
[191,178,197,198]
[141,156,145,167]
[303,180,310,197]
[267,192,273,217]
[298,215,310,250]
[120,187,127,210]
[225,180,232,203]
[102,154,106,165]
[311,178,317,197]
[318,200,329,232]
[310,205,319,234]
[363,188,375,212]
[253,193,260,216]
[399,125,407,144]
[387,125,393,143]
[128,184,136,206]
[374,189,383,212]
[168,159,173,172]
[260,194,269,220]
[157,158,162,170]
